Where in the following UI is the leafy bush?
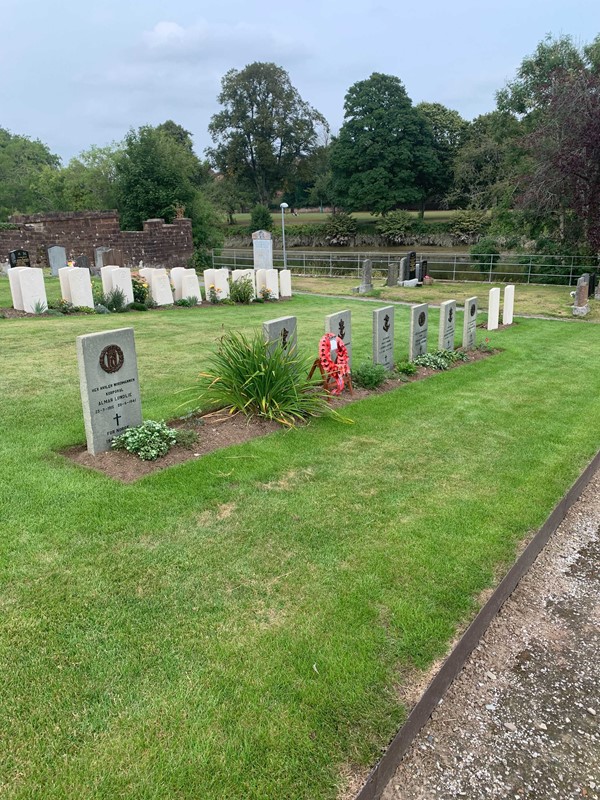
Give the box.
[376,210,413,244]
[92,282,105,306]
[111,420,189,461]
[128,301,148,311]
[131,272,149,304]
[95,303,110,314]
[230,275,254,304]
[414,349,468,370]
[324,211,357,246]
[470,238,501,272]
[450,210,489,240]
[50,298,75,314]
[352,361,388,389]
[250,204,273,232]
[72,306,96,314]
[395,360,417,376]
[103,287,128,312]
[259,286,273,301]
[32,300,48,315]
[174,296,199,307]
[196,331,330,426]
[207,285,221,304]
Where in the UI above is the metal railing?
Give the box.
[212,249,599,286]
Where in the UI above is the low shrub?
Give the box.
[259,286,273,301]
[174,297,199,307]
[131,272,149,304]
[128,301,148,311]
[352,361,388,390]
[230,275,254,304]
[250,204,273,232]
[103,287,128,313]
[413,349,468,370]
[470,238,501,272]
[376,210,413,244]
[450,210,489,240]
[50,299,75,314]
[111,420,194,461]
[395,361,417,376]
[207,285,221,304]
[196,331,331,426]
[324,211,357,246]
[95,304,110,314]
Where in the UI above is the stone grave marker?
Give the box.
[263,315,297,356]
[488,287,500,330]
[399,257,408,283]
[58,266,76,302]
[255,269,267,296]
[407,251,417,280]
[76,327,142,455]
[170,267,187,301]
[47,245,67,277]
[325,310,352,367]
[74,254,90,271]
[9,249,31,269]
[12,268,48,313]
[265,269,279,300]
[279,269,292,298]
[232,269,256,299]
[94,247,112,274]
[463,296,478,349]
[8,267,28,310]
[355,259,373,294]
[503,285,515,325]
[573,274,590,316]
[214,268,230,300]
[252,230,273,270]
[102,248,123,267]
[373,306,395,370]
[181,271,202,304]
[409,303,428,360]
[439,300,456,350]
[386,262,399,287]
[150,271,174,306]
[111,268,134,305]
[101,265,120,296]
[68,268,94,308]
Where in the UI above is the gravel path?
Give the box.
[382,471,600,800]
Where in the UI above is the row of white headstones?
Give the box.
[7,264,294,312]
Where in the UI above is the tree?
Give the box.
[518,69,600,252]
[36,144,121,212]
[330,73,440,215]
[0,128,60,219]
[416,102,468,208]
[208,62,328,206]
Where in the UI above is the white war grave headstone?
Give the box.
[439,300,456,351]
[9,267,48,313]
[76,327,142,455]
[279,269,292,298]
[59,266,76,302]
[373,306,395,370]
[252,230,273,270]
[409,303,428,361]
[68,268,94,308]
[111,268,134,305]
[503,285,515,325]
[265,269,279,300]
[487,287,500,330]
[463,297,478,349]
[325,310,352,368]
[232,269,256,299]
[181,271,202,304]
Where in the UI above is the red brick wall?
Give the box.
[1,211,194,269]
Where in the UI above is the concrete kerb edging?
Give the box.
[354,447,600,800]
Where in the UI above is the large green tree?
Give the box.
[416,102,468,208]
[330,73,439,214]
[36,144,122,212]
[208,62,327,206]
[0,128,60,219]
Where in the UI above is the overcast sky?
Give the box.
[1,0,597,163]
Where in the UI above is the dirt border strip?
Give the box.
[354,447,600,800]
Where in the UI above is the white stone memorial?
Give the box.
[252,230,273,270]
[203,269,216,296]
[279,269,292,298]
[255,269,267,296]
[68,268,94,308]
[76,327,142,455]
[503,285,515,326]
[10,268,48,313]
[101,265,120,296]
[59,266,76,302]
[151,272,174,306]
[170,267,187,301]
[182,272,202,304]
[232,269,256,299]
[265,269,279,300]
[488,288,500,330]
[214,268,230,300]
[111,268,134,305]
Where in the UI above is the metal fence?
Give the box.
[212,249,599,286]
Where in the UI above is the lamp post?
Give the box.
[280,202,289,270]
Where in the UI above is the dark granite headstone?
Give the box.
[9,249,31,269]
[407,251,417,281]
[75,255,90,270]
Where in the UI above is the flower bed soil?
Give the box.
[61,348,496,483]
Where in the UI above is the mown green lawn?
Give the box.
[2,289,600,799]
[292,276,593,320]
